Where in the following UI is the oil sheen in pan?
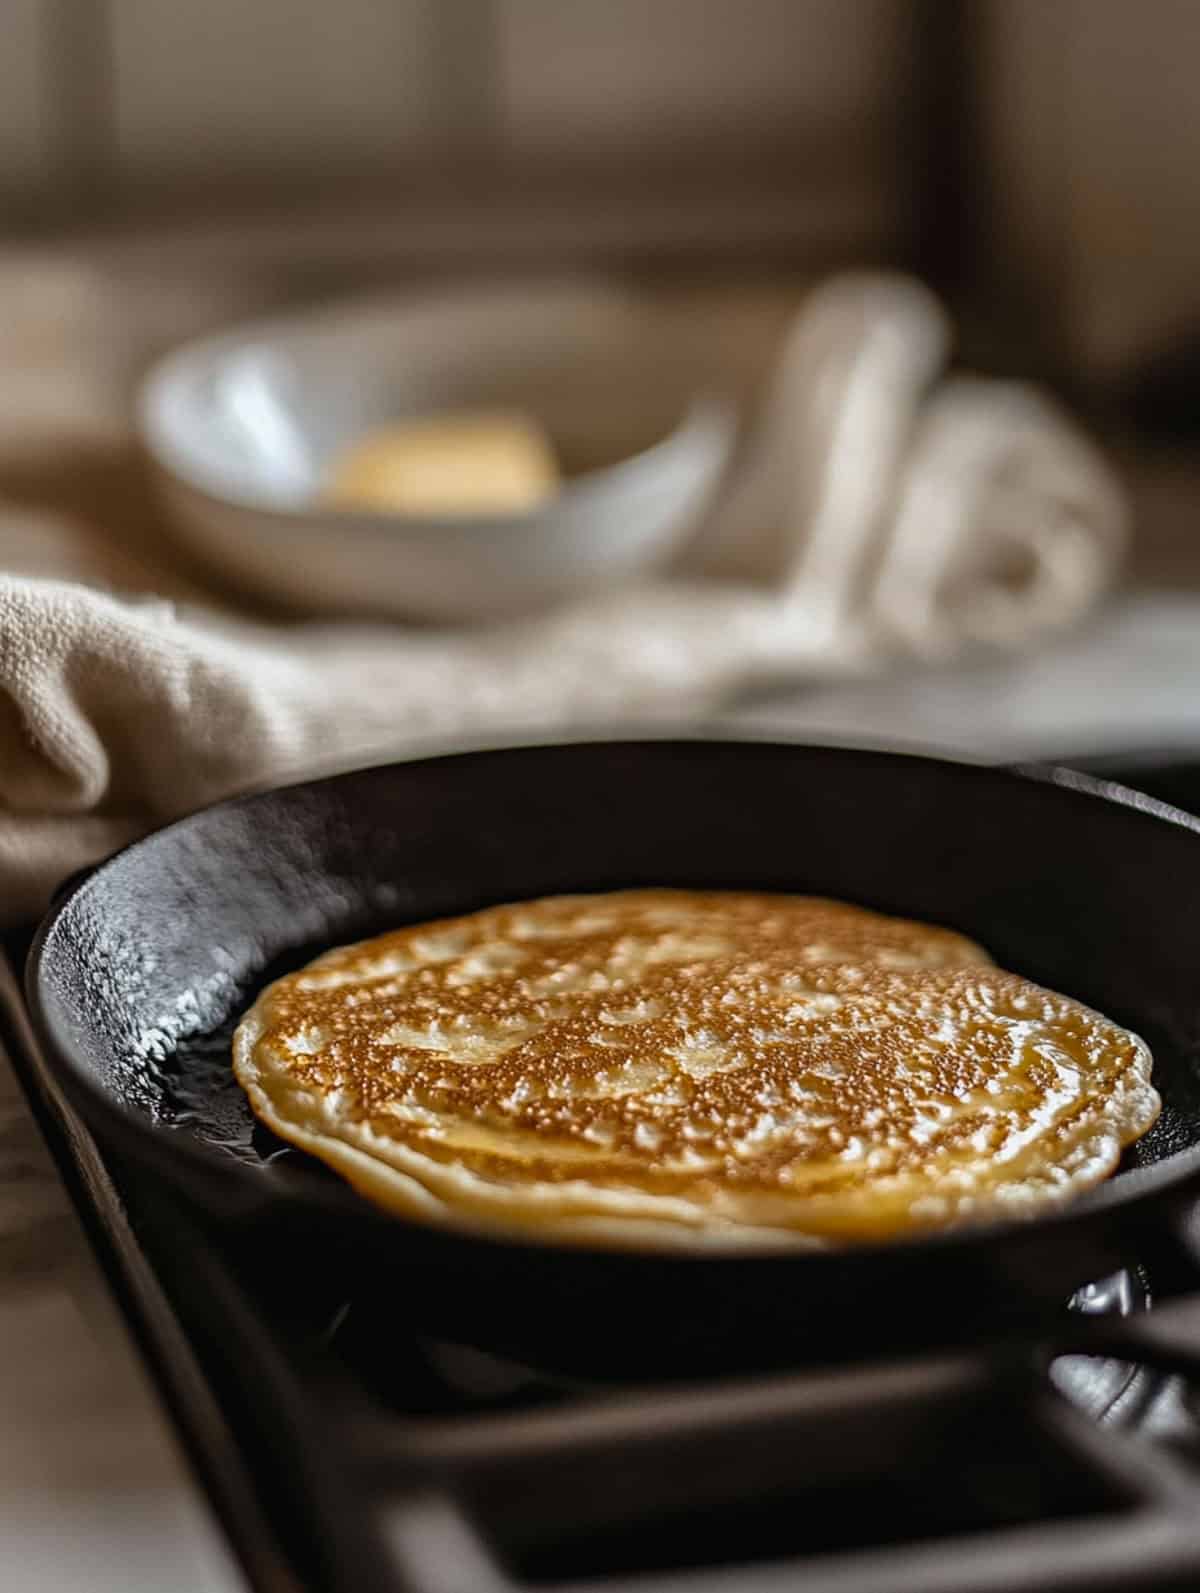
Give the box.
[162,1013,284,1168]
[160,940,343,1172]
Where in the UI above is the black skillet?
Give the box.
[26,739,1200,1378]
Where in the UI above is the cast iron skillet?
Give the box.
[26,740,1200,1377]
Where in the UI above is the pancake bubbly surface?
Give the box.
[232,891,1160,1249]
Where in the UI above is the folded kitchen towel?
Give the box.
[0,272,1127,924]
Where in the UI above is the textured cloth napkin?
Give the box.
[0,270,1126,923]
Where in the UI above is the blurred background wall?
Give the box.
[3,1,1200,404]
[2,2,917,244]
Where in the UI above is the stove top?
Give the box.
[14,753,1200,1593]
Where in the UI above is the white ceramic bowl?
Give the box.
[138,283,734,622]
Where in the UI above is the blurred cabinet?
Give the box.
[495,0,912,177]
[976,0,1200,381]
[493,0,916,254]
[18,0,1200,385]
[4,0,920,265]
[108,0,446,190]
[0,0,56,216]
[2,0,1198,379]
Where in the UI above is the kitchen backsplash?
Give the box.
[2,2,917,255]
[4,1,1200,386]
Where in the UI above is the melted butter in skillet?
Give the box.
[232,891,1161,1248]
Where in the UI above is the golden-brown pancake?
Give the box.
[232,891,1160,1249]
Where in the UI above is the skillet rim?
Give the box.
[25,735,1200,1268]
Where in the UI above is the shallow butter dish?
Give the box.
[138,281,732,622]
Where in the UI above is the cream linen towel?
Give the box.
[0,273,1126,923]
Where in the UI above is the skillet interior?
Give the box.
[28,740,1200,1375]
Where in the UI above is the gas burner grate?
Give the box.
[103,1160,1200,1593]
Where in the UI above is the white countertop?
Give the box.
[728,591,1200,762]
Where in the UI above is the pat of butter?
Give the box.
[323,411,559,516]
